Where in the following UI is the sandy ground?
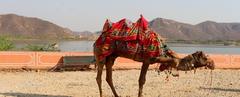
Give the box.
[0,69,239,97]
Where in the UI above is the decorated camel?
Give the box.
[93,15,212,97]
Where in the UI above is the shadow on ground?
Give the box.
[0,92,71,97]
[200,87,240,92]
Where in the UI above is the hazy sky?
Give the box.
[0,0,239,32]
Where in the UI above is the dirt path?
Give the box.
[0,69,239,97]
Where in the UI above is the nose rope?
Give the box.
[203,69,213,86]
[210,70,213,86]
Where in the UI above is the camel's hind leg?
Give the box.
[105,56,118,97]
[96,60,104,97]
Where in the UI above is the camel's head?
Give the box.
[174,51,215,72]
[205,58,215,70]
[190,51,215,70]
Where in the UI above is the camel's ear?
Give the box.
[199,51,204,56]
[197,51,205,59]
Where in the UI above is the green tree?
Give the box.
[0,36,14,51]
[24,43,60,51]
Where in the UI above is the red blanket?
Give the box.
[95,15,165,61]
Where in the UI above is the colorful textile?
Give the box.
[94,15,166,61]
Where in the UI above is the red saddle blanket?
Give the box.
[94,16,165,61]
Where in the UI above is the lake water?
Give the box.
[59,41,240,54]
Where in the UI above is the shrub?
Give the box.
[24,43,60,51]
[25,44,45,51]
[0,37,14,51]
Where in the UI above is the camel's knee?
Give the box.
[106,77,112,83]
[96,76,102,83]
[96,71,103,82]
[138,79,146,86]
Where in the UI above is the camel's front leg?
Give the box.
[96,62,104,97]
[138,63,149,97]
[105,57,118,97]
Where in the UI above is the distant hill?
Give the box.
[4,14,239,41]
[149,18,240,40]
[0,14,74,40]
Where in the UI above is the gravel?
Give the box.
[0,69,239,97]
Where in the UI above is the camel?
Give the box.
[94,16,209,97]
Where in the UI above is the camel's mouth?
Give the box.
[204,57,215,70]
[206,63,215,70]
